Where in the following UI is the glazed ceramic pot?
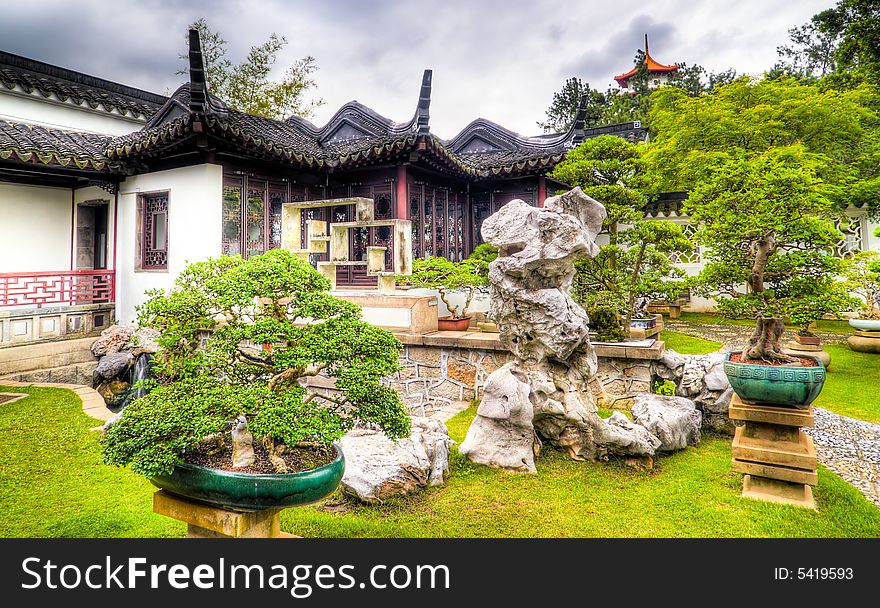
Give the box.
[849,318,880,332]
[438,316,472,331]
[150,444,345,510]
[630,318,657,329]
[722,352,826,408]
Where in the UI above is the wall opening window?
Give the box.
[137,191,169,271]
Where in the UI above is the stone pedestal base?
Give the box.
[847,331,880,354]
[729,395,818,510]
[153,491,299,538]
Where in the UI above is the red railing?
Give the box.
[0,270,115,308]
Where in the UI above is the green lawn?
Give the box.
[2,384,878,538]
[676,312,852,334]
[659,330,722,354]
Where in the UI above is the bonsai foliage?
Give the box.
[683,146,841,361]
[647,75,880,360]
[102,249,410,478]
[552,136,690,328]
[842,250,880,319]
[398,256,489,319]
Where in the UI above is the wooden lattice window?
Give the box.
[669,223,702,265]
[833,215,866,258]
[140,192,168,270]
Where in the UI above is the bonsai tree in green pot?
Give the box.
[842,249,880,353]
[398,255,489,330]
[102,249,410,509]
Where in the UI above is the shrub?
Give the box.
[102,249,411,478]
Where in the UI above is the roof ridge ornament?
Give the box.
[187,28,207,115]
[569,95,588,146]
[416,69,432,135]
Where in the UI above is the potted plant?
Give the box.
[682,147,839,407]
[101,249,410,510]
[842,250,880,353]
[782,277,856,367]
[398,255,489,331]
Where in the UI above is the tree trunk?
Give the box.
[744,317,798,363]
[625,242,648,332]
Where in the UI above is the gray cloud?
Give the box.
[0,0,833,137]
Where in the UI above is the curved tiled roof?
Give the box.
[0,51,166,119]
[0,119,114,171]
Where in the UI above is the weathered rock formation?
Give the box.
[652,351,733,434]
[459,188,683,472]
[339,416,453,503]
[631,394,702,451]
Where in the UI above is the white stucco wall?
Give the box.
[115,164,223,323]
[0,182,72,272]
[0,89,145,136]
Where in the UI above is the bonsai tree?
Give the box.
[618,220,692,329]
[842,250,880,319]
[398,256,489,319]
[102,249,410,478]
[683,146,842,362]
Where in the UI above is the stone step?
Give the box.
[728,396,814,428]
[732,458,818,485]
[741,474,816,509]
[732,426,817,470]
[0,337,97,375]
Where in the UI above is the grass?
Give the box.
[0,386,183,538]
[659,330,722,354]
[677,312,852,334]
[3,384,877,538]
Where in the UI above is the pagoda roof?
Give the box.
[614,35,679,88]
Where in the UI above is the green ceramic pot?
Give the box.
[150,444,344,510]
[722,352,826,408]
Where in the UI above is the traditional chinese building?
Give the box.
[0,31,648,337]
[614,35,680,90]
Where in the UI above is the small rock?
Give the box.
[703,361,729,392]
[604,411,662,456]
[339,416,454,503]
[91,325,135,357]
[125,327,160,355]
[95,351,133,380]
[631,394,702,452]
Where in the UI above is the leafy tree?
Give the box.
[551,136,690,329]
[178,18,323,120]
[102,249,409,478]
[831,0,880,84]
[645,76,880,217]
[682,146,843,361]
[842,250,880,318]
[397,256,489,319]
[538,77,608,133]
[776,8,845,78]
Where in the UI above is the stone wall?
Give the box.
[390,340,664,416]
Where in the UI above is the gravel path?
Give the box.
[665,318,880,507]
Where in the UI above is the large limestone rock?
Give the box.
[631,394,702,451]
[339,417,453,503]
[460,187,669,471]
[91,325,135,357]
[459,363,537,472]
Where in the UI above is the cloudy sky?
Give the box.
[0,0,832,138]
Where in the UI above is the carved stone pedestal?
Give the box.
[153,491,299,538]
[729,394,817,509]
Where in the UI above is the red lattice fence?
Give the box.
[0,270,115,308]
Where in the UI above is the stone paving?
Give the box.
[665,317,880,507]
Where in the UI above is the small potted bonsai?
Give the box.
[398,255,489,331]
[102,249,410,510]
[782,279,856,367]
[842,250,880,353]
